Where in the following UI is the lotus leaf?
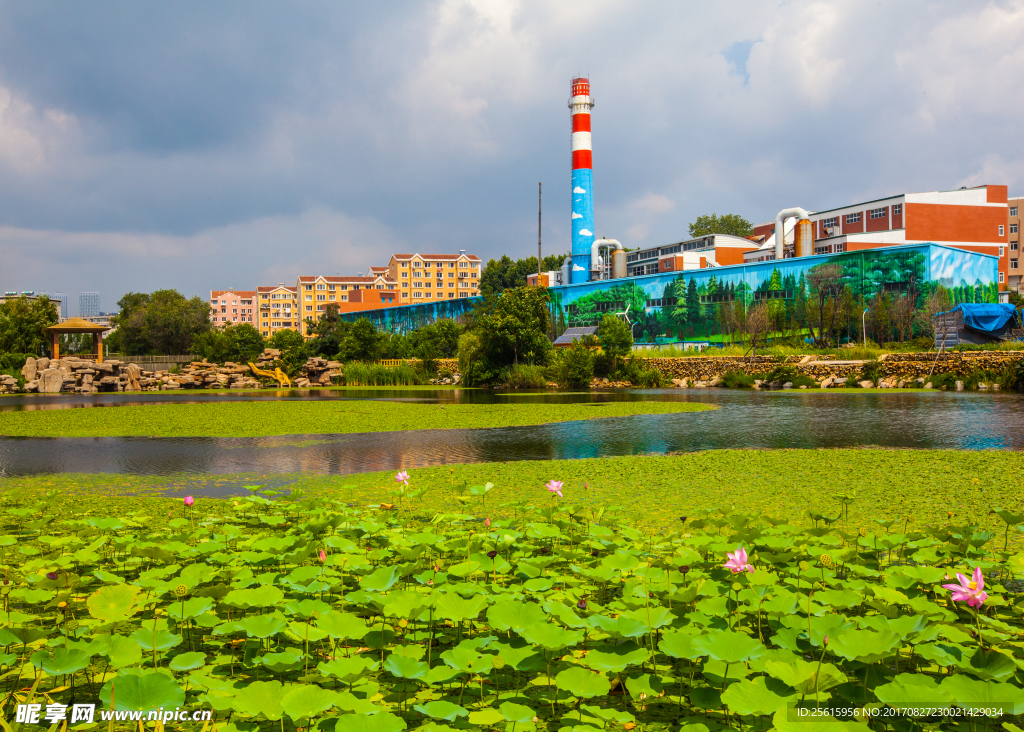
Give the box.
[488,599,547,632]
[360,566,400,591]
[230,679,288,720]
[498,701,536,723]
[433,593,487,623]
[99,671,185,712]
[690,629,765,663]
[763,659,846,695]
[236,613,288,638]
[281,684,338,719]
[520,622,583,650]
[383,653,428,680]
[88,584,139,623]
[828,628,901,663]
[129,628,183,652]
[317,611,369,640]
[942,675,1024,714]
[319,655,378,683]
[413,701,469,721]
[555,665,611,698]
[721,676,799,716]
[30,647,91,675]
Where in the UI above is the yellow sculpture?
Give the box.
[249,362,292,387]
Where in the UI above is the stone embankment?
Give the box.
[294,357,343,388]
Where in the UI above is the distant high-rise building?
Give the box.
[52,293,68,319]
[79,292,100,317]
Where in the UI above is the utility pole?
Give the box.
[538,182,542,281]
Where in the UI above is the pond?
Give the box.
[1,388,1022,478]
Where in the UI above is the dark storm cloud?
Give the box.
[0,1,1022,312]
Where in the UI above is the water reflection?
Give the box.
[1,389,1021,478]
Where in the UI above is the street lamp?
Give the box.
[862,307,870,348]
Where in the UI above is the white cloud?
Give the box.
[625,223,650,243]
[571,211,583,219]
[573,187,587,194]
[629,193,676,215]
[0,84,78,174]
[578,229,592,237]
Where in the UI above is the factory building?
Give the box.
[746,185,1010,290]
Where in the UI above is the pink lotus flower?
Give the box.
[942,567,988,608]
[395,471,410,486]
[546,480,563,498]
[724,546,754,573]
[484,516,491,528]
[168,510,173,518]
[319,549,327,562]
[183,496,194,507]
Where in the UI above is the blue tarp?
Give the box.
[951,303,1018,332]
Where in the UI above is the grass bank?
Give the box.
[7,449,1021,545]
[0,398,713,438]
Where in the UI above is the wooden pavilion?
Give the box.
[43,318,111,362]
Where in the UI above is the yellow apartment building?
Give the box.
[387,251,482,303]
[256,284,299,338]
[296,274,400,333]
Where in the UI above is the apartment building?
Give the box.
[209,289,256,327]
[296,274,400,331]
[256,284,299,338]
[746,185,1010,288]
[1008,197,1021,293]
[387,251,482,303]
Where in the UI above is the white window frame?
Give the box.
[998,272,1004,283]
[1011,224,1018,234]
[1011,207,1018,217]
[845,212,861,224]
[892,204,902,216]
[869,207,886,219]
[1011,259,1019,270]
[999,225,1005,236]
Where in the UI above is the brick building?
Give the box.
[747,185,1010,289]
[387,252,481,303]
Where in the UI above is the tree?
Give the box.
[194,323,265,364]
[688,213,753,239]
[598,313,633,374]
[107,290,212,355]
[470,287,553,381]
[411,319,462,359]
[744,303,772,360]
[479,253,570,296]
[339,319,383,362]
[0,296,59,355]
[267,328,309,374]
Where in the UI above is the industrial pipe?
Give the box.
[774,207,811,260]
[590,238,623,280]
[561,256,572,286]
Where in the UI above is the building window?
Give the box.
[821,216,838,231]
[999,225,1005,236]
[1011,259,1018,270]
[316,294,326,301]
[1000,247,1005,257]
[459,261,468,268]
[305,305,313,312]
[413,292,422,298]
[328,285,336,291]
[999,272,1004,283]
[1012,241,1019,251]
[892,204,902,216]
[1011,207,1018,217]
[1011,224,1018,234]
[413,261,422,268]
[304,285,313,291]
[869,207,887,219]
[845,213,861,224]
[448,292,455,298]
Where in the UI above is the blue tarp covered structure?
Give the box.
[951,303,1018,332]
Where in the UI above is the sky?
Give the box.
[1,0,1022,314]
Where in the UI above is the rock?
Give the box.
[22,357,36,382]
[820,376,834,389]
[924,382,932,389]
[81,374,93,385]
[708,375,721,387]
[36,357,50,371]
[799,385,807,389]
[858,380,874,389]
[992,383,1001,391]
[834,377,847,385]
[977,383,988,390]
[783,382,793,389]
[671,378,685,387]
[955,380,964,391]
[39,368,64,393]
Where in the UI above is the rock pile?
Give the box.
[163,361,261,390]
[295,357,342,388]
[20,356,146,394]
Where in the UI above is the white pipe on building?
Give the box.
[591,238,623,279]
[774,207,810,260]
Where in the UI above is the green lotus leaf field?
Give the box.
[0,448,1021,730]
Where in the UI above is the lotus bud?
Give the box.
[823,635,829,646]
[484,517,491,528]
[183,496,194,507]
[319,549,327,562]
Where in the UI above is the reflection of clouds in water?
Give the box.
[1,392,1023,484]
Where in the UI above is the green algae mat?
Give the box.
[0,451,1021,730]
[0,399,713,438]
